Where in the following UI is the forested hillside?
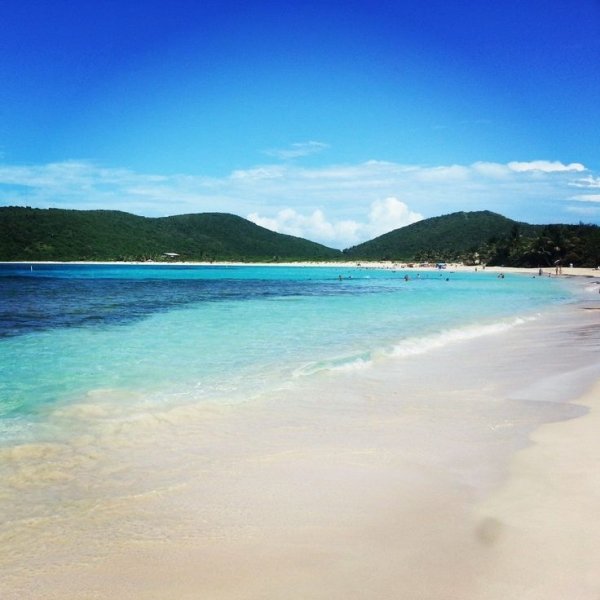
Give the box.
[344,210,600,267]
[0,207,342,262]
[344,211,540,261]
[2,206,599,267]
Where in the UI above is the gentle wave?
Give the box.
[293,354,373,377]
[293,315,539,377]
[389,315,538,358]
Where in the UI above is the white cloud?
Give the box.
[248,197,422,247]
[249,208,321,238]
[569,194,600,203]
[367,197,423,235]
[248,208,359,245]
[263,141,329,160]
[229,166,285,181]
[507,160,585,173]
[415,164,471,181]
[1,157,597,248]
[471,162,512,178]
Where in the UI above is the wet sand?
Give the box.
[1,281,600,599]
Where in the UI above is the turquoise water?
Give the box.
[0,264,573,444]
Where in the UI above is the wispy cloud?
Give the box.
[507,160,585,173]
[566,176,600,215]
[569,175,600,189]
[569,194,600,203]
[0,158,596,248]
[263,141,329,160]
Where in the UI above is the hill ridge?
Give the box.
[2,206,599,266]
[0,206,341,262]
[344,210,599,267]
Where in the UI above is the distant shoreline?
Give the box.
[4,260,600,279]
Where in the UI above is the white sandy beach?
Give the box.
[14,258,600,300]
[474,378,600,599]
[1,267,600,599]
[17,258,600,279]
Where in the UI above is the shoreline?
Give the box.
[4,259,600,279]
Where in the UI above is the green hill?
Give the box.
[2,206,598,267]
[344,210,600,267]
[344,211,540,262]
[0,207,342,262]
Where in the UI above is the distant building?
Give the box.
[163,252,179,259]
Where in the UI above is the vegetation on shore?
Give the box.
[1,206,599,267]
[345,211,537,261]
[345,210,600,267]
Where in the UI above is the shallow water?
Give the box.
[0,264,573,423]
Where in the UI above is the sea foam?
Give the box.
[389,315,538,358]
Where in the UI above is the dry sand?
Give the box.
[474,379,600,599]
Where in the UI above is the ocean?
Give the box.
[0,263,574,428]
[1,262,598,598]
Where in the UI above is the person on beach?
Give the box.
[554,260,562,275]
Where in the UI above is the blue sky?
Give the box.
[1,0,599,248]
